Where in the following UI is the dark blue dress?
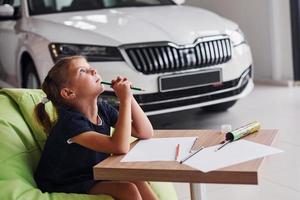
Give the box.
[34,101,118,193]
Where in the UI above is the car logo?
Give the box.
[181,48,195,65]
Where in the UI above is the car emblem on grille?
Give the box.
[182,48,195,64]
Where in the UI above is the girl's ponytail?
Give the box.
[34,102,52,135]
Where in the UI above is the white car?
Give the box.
[0,0,253,115]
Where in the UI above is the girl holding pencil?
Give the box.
[34,55,158,200]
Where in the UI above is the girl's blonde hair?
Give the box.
[34,55,85,135]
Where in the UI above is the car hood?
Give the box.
[31,5,238,46]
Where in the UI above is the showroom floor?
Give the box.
[149,84,300,200]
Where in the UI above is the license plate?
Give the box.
[158,69,221,92]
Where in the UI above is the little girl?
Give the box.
[34,55,158,200]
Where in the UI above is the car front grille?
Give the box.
[124,36,232,74]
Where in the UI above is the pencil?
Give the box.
[180,146,204,164]
[101,81,145,91]
[175,144,180,161]
[215,140,231,152]
[189,137,199,153]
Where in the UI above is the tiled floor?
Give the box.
[149,84,300,200]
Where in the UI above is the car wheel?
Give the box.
[202,100,237,112]
[22,61,41,89]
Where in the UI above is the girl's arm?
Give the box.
[71,96,153,153]
[131,96,154,139]
[110,96,132,153]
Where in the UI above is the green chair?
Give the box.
[0,88,177,200]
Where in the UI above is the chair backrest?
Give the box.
[0,89,43,198]
[0,89,57,149]
[0,89,40,157]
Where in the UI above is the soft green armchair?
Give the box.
[0,88,177,200]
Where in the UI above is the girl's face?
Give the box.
[67,58,104,98]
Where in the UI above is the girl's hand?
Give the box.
[111,76,132,101]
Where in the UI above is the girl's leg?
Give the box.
[88,181,142,200]
[133,181,159,200]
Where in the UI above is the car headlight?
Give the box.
[49,43,124,62]
[227,29,246,47]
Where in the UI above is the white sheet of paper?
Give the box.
[121,137,197,162]
[183,139,283,173]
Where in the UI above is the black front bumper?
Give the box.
[101,66,252,112]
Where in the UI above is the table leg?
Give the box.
[190,183,207,200]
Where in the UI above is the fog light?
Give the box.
[241,74,250,86]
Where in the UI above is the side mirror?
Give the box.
[0,4,14,17]
[173,0,185,5]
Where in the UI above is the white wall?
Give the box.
[185,0,293,81]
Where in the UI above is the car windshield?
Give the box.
[28,0,176,15]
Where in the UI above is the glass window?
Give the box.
[0,0,20,6]
[13,0,20,6]
[28,0,175,15]
[0,0,21,18]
